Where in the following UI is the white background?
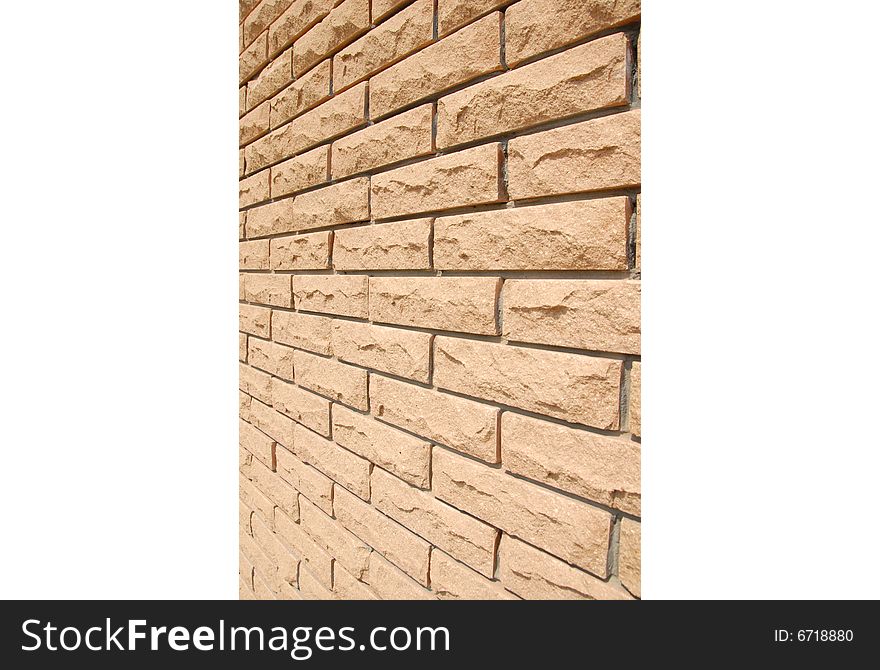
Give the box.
[0,1,877,599]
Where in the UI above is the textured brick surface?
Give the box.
[240,0,641,600]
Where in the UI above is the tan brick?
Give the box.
[246,49,293,111]
[244,0,295,48]
[434,336,622,429]
[502,412,640,515]
[293,0,370,75]
[240,362,273,404]
[239,173,271,211]
[250,398,297,448]
[333,566,378,599]
[367,552,435,599]
[331,105,433,179]
[334,485,431,584]
[239,239,271,270]
[245,198,295,238]
[371,0,410,22]
[333,0,433,91]
[300,496,371,579]
[294,424,371,499]
[293,274,368,318]
[240,85,248,116]
[240,333,248,362]
[239,273,246,300]
[270,231,331,270]
[437,34,629,148]
[240,390,252,418]
[275,507,334,587]
[269,145,328,197]
[240,445,253,471]
[430,550,518,600]
[499,535,632,600]
[433,449,612,576]
[242,0,262,24]
[240,101,271,146]
[276,446,334,512]
[370,374,499,462]
[240,210,247,241]
[269,0,336,55]
[332,219,431,270]
[240,417,276,469]
[618,518,641,597]
[437,0,506,36]
[239,304,271,337]
[272,310,332,355]
[369,277,499,335]
[503,279,641,354]
[373,468,498,575]
[251,513,300,588]
[271,376,331,436]
[333,406,431,488]
[288,177,370,232]
[240,472,275,524]
[629,361,640,437]
[434,199,629,271]
[269,59,332,128]
[240,149,246,178]
[276,580,304,600]
[294,350,368,409]
[242,454,299,521]
[331,320,431,382]
[243,274,292,308]
[247,338,295,379]
[240,31,269,84]
[506,0,640,66]
[369,13,503,118]
[252,570,278,598]
[248,83,366,171]
[371,144,502,219]
[507,109,641,199]
[299,567,334,598]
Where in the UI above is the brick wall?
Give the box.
[239,0,641,600]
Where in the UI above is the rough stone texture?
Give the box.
[293,274,368,318]
[370,374,499,462]
[293,0,370,75]
[270,231,331,270]
[331,105,433,179]
[369,13,503,119]
[369,276,500,335]
[240,303,271,337]
[239,239,270,270]
[245,198,296,238]
[300,496,371,579]
[372,0,410,22]
[503,279,641,354]
[239,169,271,208]
[240,102,271,147]
[330,320,431,382]
[438,0,506,36]
[334,0,434,92]
[242,273,292,307]
[430,549,518,600]
[293,424,371,499]
[247,338,295,380]
[269,0,337,54]
[293,350,368,409]
[246,48,293,111]
[249,398,297,448]
[269,59,332,128]
[434,198,630,271]
[367,552,435,599]
[271,310,333,355]
[507,109,641,199]
[437,34,629,148]
[630,361,641,437]
[502,412,640,515]
[271,376,331,436]
[333,567,379,599]
[269,145,328,197]
[275,445,334,513]
[433,449,612,576]
[240,418,275,470]
[332,218,432,270]
[505,0,641,66]
[618,518,641,597]
[244,0,295,48]
[434,337,622,429]
[275,507,334,586]
[240,31,268,84]
[285,177,370,233]
[240,363,273,405]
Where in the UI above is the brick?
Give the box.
[245,199,295,238]
[271,376,331,436]
[506,0,640,66]
[240,31,268,84]
[240,149,246,178]
[269,60,332,128]
[369,277,500,335]
[499,535,632,600]
[244,0,295,48]
[272,310,333,355]
[629,361,641,437]
[333,406,431,488]
[299,567,334,598]
[330,320,431,382]
[618,518,641,597]
[240,446,253,471]
[507,109,641,199]
[294,350,368,409]
[430,550,518,600]
[433,198,630,271]
[242,455,299,521]
[333,566,378,599]
[300,496,371,579]
[239,304,271,337]
[371,0,410,22]
[287,177,370,232]
[240,417,276,469]
[239,239,270,270]
[240,473,275,524]
[369,13,503,118]
[240,211,247,240]
[434,336,622,429]
[367,552,434,599]
[332,218,431,270]
[293,0,370,75]
[248,83,366,171]
[269,0,336,55]
[503,279,641,354]
[240,333,248,362]
[269,145,328,197]
[241,0,262,23]
[437,0,506,36]
[333,0,433,91]
[239,362,273,404]
[270,231,331,270]
[247,338,295,380]
[239,170,271,210]
[334,486,431,584]
[240,84,248,115]
[370,374,499,462]
[437,34,629,148]
[371,144,502,219]
[294,424,371,499]
[246,49,293,111]
[275,507,334,587]
[433,449,612,576]
[252,570,278,598]
[243,274,292,308]
[331,105,433,179]
[277,446,335,512]
[502,412,640,515]
[251,513,301,588]
[240,390,252,419]
[239,274,245,300]
[293,274,368,318]
[372,468,498,575]
[240,101,271,146]
[249,398,297,448]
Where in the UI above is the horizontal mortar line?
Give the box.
[241,268,637,279]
